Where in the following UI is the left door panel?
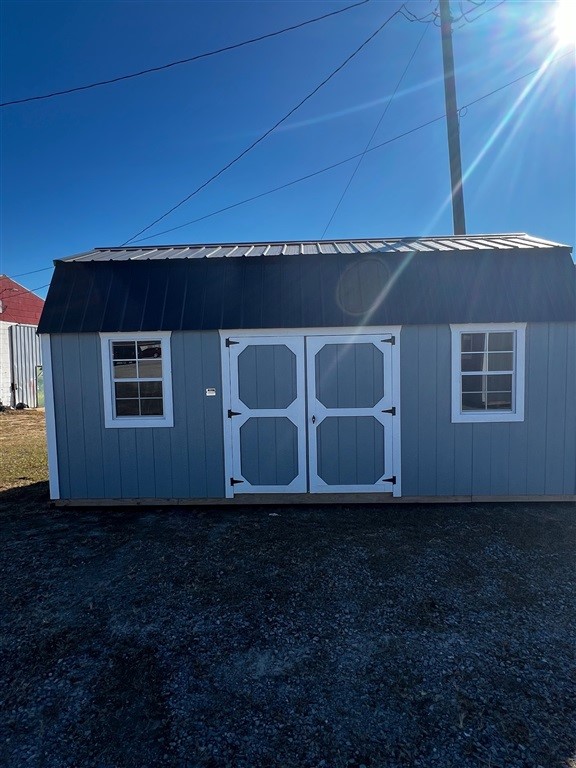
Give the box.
[228,336,307,493]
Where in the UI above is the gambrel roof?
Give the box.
[38,233,575,333]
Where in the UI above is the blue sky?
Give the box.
[1,0,574,296]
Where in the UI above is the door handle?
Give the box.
[311,415,316,424]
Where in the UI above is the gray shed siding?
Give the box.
[400,322,576,496]
[50,331,225,500]
[49,322,575,501]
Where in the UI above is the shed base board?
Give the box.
[53,494,576,507]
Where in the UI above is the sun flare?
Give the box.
[555,0,576,46]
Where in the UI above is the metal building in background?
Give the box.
[8,324,42,408]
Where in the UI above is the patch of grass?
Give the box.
[0,408,48,491]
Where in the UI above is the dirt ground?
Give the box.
[1,411,575,768]
[1,494,575,767]
[0,408,48,491]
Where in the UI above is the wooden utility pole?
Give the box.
[439,0,466,235]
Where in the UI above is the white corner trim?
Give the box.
[99,331,174,428]
[450,323,527,424]
[40,334,60,500]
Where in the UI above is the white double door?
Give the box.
[226,333,397,494]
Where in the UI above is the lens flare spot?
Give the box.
[555,0,576,46]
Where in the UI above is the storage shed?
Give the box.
[37,233,576,505]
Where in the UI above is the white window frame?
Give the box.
[100,331,174,428]
[450,323,526,423]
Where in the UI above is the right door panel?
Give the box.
[306,335,396,493]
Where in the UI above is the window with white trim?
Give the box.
[100,332,173,428]
[450,324,526,423]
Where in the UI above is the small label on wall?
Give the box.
[205,388,216,397]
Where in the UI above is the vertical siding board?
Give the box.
[51,336,71,498]
[358,416,381,484]
[135,430,156,498]
[400,326,419,495]
[153,429,173,497]
[337,345,355,407]
[118,431,139,498]
[471,424,491,495]
[507,422,528,495]
[255,346,272,408]
[563,324,576,494]
[316,347,337,408]
[453,425,473,495]
[435,326,455,495]
[417,326,437,495]
[101,433,122,498]
[201,332,225,497]
[320,418,340,485]
[60,335,88,499]
[182,333,207,497]
[93,333,122,497]
[525,325,548,495]
[274,345,296,409]
[77,334,106,498]
[169,332,190,499]
[544,323,568,493]
[489,424,510,495]
[239,419,257,484]
[337,417,355,484]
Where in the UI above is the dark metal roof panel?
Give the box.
[38,244,576,333]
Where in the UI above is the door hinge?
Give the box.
[382,406,396,416]
[381,336,395,345]
[382,475,396,485]
[228,409,241,418]
[230,477,244,486]
[225,338,239,347]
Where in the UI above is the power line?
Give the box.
[122,4,405,245]
[0,283,51,300]
[321,23,429,238]
[132,116,447,242]
[0,0,370,108]
[453,0,506,28]
[401,0,505,27]
[2,266,54,279]
[131,49,574,243]
[2,48,572,281]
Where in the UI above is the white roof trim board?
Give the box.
[60,233,567,263]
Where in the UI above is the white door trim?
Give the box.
[220,328,402,497]
[306,333,397,494]
[221,326,402,338]
[223,334,307,494]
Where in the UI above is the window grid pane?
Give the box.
[112,342,136,360]
[138,341,162,359]
[488,332,514,352]
[111,339,164,418]
[460,331,515,412]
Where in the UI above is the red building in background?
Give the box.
[0,276,44,324]
[0,276,44,407]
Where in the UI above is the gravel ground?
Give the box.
[1,488,575,768]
